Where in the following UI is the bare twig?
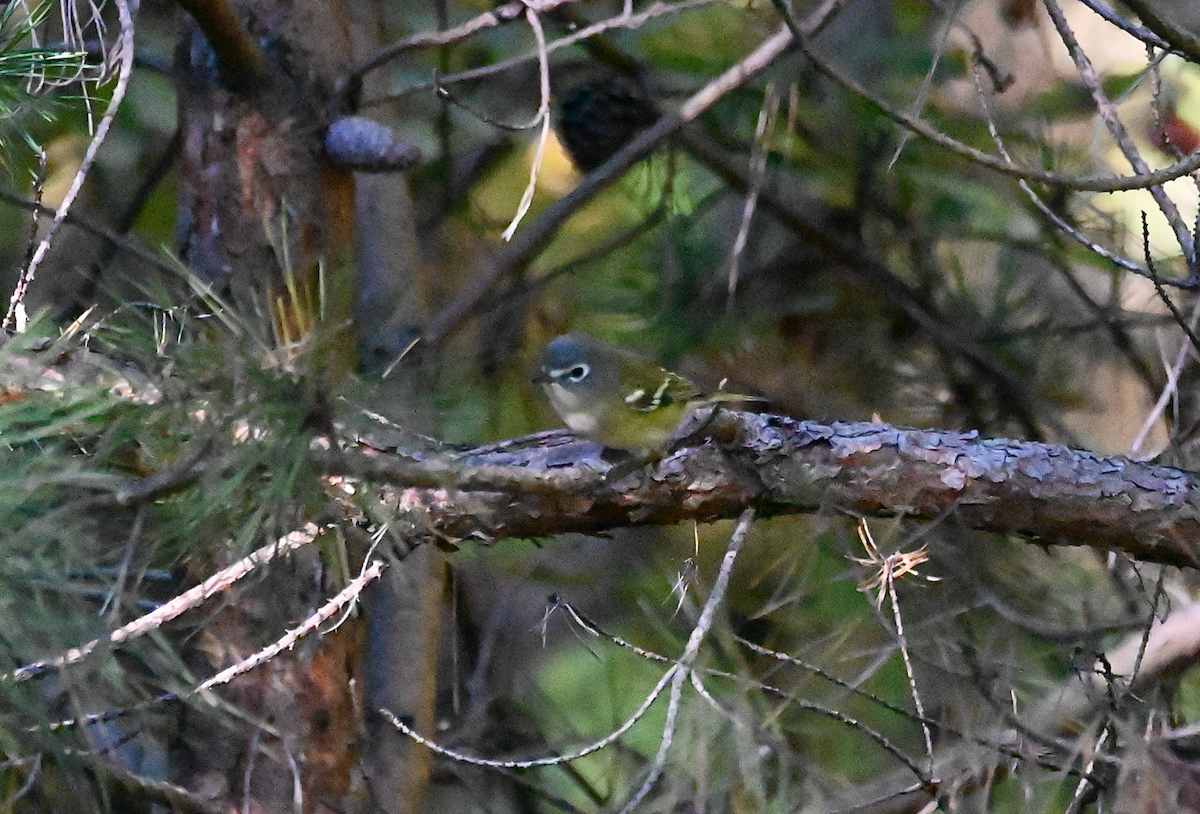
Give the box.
[726,85,777,304]
[80,753,226,814]
[382,661,681,768]
[4,0,136,333]
[1120,0,1200,62]
[967,46,1185,341]
[352,0,588,78]
[1076,0,1172,53]
[854,521,939,771]
[676,127,1067,439]
[382,509,756,804]
[19,145,47,280]
[554,597,937,777]
[0,188,179,277]
[1130,220,1200,453]
[970,53,1159,280]
[1142,214,1200,356]
[10,524,323,681]
[770,0,1200,196]
[359,0,728,106]
[1040,0,1195,267]
[886,0,961,171]
[502,202,667,303]
[616,508,755,813]
[1063,727,1110,814]
[499,3,552,242]
[423,23,798,343]
[197,559,385,693]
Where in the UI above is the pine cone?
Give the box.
[555,79,660,172]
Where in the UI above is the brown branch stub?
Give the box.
[175,0,267,89]
[327,413,1200,567]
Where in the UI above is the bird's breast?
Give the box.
[544,383,599,435]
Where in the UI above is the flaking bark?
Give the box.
[321,411,1200,567]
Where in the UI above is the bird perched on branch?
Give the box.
[534,332,753,455]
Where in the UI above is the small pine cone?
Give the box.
[555,79,660,172]
[324,116,421,173]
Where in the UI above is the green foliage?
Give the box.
[0,2,91,169]
[0,301,342,808]
[0,0,1196,809]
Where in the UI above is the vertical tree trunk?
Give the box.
[176,0,357,369]
[172,2,439,811]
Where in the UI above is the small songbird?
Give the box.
[534,333,749,454]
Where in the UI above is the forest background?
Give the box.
[2,0,1200,812]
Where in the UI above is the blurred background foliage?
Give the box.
[1,0,1200,811]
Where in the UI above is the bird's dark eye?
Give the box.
[567,364,589,383]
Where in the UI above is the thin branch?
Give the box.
[19,145,47,281]
[197,558,385,693]
[499,3,551,242]
[358,0,729,104]
[514,203,667,292]
[382,510,755,800]
[382,662,681,768]
[854,521,937,771]
[726,85,776,304]
[4,0,136,332]
[795,594,1200,812]
[432,82,543,132]
[617,508,754,813]
[1063,727,1110,814]
[968,52,1160,283]
[30,558,380,740]
[967,48,1185,311]
[80,126,181,288]
[80,753,226,814]
[554,598,936,777]
[422,23,800,343]
[0,188,179,277]
[770,0,1200,196]
[1130,221,1200,453]
[1076,0,1172,53]
[9,524,322,681]
[1040,0,1195,268]
[676,127,1068,440]
[351,0,589,78]
[560,602,1109,803]
[1131,317,1197,454]
[1143,214,1200,356]
[1120,0,1200,62]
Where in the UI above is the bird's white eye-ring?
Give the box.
[567,363,590,383]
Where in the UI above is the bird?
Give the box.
[534,332,751,454]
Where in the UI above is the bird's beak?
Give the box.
[531,370,551,385]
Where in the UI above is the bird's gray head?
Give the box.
[537,334,601,391]
[535,333,615,435]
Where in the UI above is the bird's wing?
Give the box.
[619,366,701,412]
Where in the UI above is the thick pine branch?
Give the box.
[320,411,1200,567]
